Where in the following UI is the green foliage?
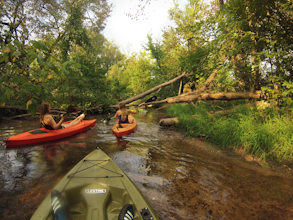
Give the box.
[167,102,293,162]
[0,34,118,113]
[168,0,215,75]
[143,34,165,75]
[160,0,293,95]
[107,51,154,102]
[0,40,43,111]
[27,101,38,115]
[217,0,293,91]
[0,0,116,113]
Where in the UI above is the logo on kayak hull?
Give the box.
[85,189,106,194]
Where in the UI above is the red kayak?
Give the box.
[112,115,137,137]
[3,119,97,147]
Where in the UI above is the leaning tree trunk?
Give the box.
[110,72,192,108]
[180,69,218,97]
[196,70,217,94]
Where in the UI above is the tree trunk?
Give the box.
[167,91,266,104]
[250,45,261,92]
[130,99,167,107]
[159,118,179,126]
[0,106,97,120]
[0,106,27,111]
[110,72,192,107]
[180,70,218,97]
[196,70,217,94]
[178,80,183,96]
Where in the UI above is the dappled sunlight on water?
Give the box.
[0,110,293,219]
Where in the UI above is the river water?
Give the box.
[0,109,293,220]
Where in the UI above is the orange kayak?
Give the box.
[4,119,97,147]
[112,115,137,137]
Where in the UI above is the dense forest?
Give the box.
[1,0,293,161]
[1,0,293,111]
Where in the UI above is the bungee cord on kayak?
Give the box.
[67,158,124,179]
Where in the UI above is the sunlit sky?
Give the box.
[103,0,188,55]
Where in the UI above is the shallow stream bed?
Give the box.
[0,110,293,219]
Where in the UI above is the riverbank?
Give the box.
[163,133,293,220]
[161,102,293,176]
[184,135,293,177]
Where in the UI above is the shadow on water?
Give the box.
[0,110,293,219]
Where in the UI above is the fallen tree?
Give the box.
[166,91,267,104]
[2,69,281,120]
[123,91,271,106]
[181,69,218,96]
[110,70,271,108]
[110,72,192,108]
[0,105,27,111]
[0,105,100,120]
[1,111,78,120]
[159,117,179,126]
[109,69,278,108]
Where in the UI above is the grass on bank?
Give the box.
[166,101,293,163]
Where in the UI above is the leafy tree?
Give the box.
[100,40,126,71]
[0,0,113,112]
[164,0,221,92]
[143,34,164,75]
[1,0,112,46]
[107,59,133,102]
[107,51,153,102]
[216,0,293,91]
[124,51,153,95]
[169,0,208,51]
[165,0,293,96]
[161,27,184,79]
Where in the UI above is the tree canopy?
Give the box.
[1,0,293,114]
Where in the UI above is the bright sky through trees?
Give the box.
[103,0,188,54]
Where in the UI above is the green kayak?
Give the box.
[31,147,159,220]
[138,109,148,114]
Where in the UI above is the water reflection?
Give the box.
[43,145,68,165]
[26,150,47,179]
[116,136,130,150]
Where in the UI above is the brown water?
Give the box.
[0,110,293,220]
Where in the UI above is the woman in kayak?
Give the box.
[115,103,137,124]
[40,102,85,130]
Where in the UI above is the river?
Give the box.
[0,109,293,220]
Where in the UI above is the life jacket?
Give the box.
[118,115,129,124]
[41,121,55,130]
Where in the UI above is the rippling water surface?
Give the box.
[1,110,293,220]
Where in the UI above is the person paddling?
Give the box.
[114,103,137,125]
[40,102,85,130]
